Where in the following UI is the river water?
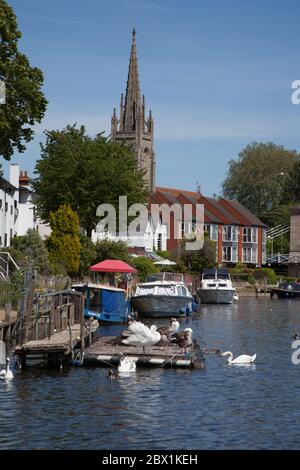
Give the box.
[0,297,300,450]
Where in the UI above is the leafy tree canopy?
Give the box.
[32,125,149,235]
[131,256,159,281]
[9,228,49,273]
[222,142,299,217]
[47,205,81,276]
[0,0,47,161]
[179,238,217,274]
[93,239,131,264]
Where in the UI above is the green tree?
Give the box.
[180,238,217,273]
[32,125,148,235]
[0,0,47,161]
[47,205,81,276]
[155,250,171,259]
[93,239,130,264]
[222,142,299,216]
[79,233,96,276]
[9,229,50,273]
[131,256,158,281]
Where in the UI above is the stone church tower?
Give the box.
[111,29,156,192]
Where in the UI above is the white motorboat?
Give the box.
[197,268,236,304]
[132,272,194,318]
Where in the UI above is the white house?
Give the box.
[91,216,168,252]
[0,172,18,247]
[0,164,51,247]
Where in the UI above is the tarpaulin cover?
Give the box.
[102,288,125,315]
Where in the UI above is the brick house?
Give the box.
[149,187,267,267]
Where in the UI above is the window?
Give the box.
[222,226,238,242]
[180,221,196,238]
[177,285,183,296]
[243,247,257,263]
[157,233,162,251]
[204,224,218,241]
[243,227,257,243]
[222,245,238,262]
[5,202,8,212]
[223,246,232,261]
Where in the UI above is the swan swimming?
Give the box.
[118,355,137,373]
[220,351,256,364]
[0,358,14,379]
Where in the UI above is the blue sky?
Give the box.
[3,0,300,195]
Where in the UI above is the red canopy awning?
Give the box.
[89,259,137,273]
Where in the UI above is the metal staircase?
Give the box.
[0,252,19,280]
[266,224,290,240]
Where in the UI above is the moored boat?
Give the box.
[132,272,194,318]
[271,281,300,299]
[197,268,236,304]
[72,283,131,323]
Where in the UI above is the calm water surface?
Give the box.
[1,297,300,450]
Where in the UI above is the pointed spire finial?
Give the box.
[123,29,141,131]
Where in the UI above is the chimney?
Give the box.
[19,170,30,187]
[9,164,19,188]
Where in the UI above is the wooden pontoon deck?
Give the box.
[81,336,205,369]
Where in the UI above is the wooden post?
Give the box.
[264,275,267,298]
[4,302,11,340]
[89,317,92,346]
[68,306,74,360]
[80,292,85,353]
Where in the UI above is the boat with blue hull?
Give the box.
[72,283,131,323]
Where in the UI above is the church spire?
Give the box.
[110,30,156,192]
[123,28,141,132]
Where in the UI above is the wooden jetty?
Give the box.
[14,290,93,368]
[80,336,205,370]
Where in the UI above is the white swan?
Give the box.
[220,351,256,364]
[123,324,161,352]
[233,293,239,302]
[168,318,180,335]
[0,358,14,379]
[118,356,137,373]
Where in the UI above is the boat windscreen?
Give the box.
[203,273,216,280]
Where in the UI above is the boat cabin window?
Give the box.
[218,283,227,287]
[87,288,103,312]
[137,286,155,296]
[203,273,216,280]
[208,283,216,287]
[177,285,183,296]
[157,285,177,295]
[217,274,230,280]
[182,286,188,296]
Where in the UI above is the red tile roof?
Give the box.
[151,187,265,227]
